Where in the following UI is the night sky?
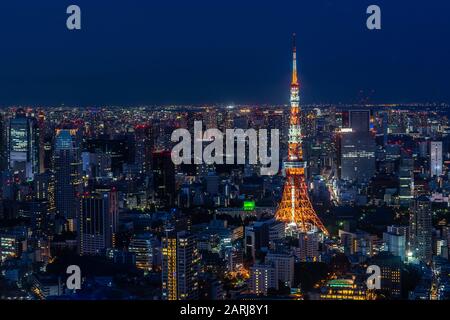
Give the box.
[0,0,449,106]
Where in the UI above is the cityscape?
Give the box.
[1,1,450,306]
[2,42,450,300]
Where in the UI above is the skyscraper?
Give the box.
[8,109,40,180]
[409,196,433,263]
[162,228,199,300]
[152,150,175,207]
[383,225,407,262]
[430,141,443,177]
[134,124,154,175]
[349,110,371,133]
[340,110,376,183]
[0,113,6,172]
[54,128,82,231]
[78,191,118,256]
[129,233,155,271]
[298,231,320,262]
[399,157,414,206]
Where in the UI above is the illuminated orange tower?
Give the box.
[275,34,328,236]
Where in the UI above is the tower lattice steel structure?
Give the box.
[275,34,329,236]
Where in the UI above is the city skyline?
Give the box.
[2,1,450,306]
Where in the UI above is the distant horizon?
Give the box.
[1,101,450,109]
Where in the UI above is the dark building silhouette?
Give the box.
[53,128,82,231]
[152,150,175,207]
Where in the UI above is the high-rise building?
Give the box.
[162,228,199,300]
[78,191,118,256]
[430,141,443,177]
[298,231,320,262]
[265,252,295,288]
[152,150,175,207]
[0,113,6,172]
[399,157,414,206]
[0,232,25,262]
[8,109,40,180]
[37,111,46,174]
[409,196,433,263]
[349,110,371,133]
[30,200,48,237]
[340,110,376,183]
[134,124,153,175]
[54,128,82,231]
[129,233,155,271]
[249,264,278,296]
[244,221,270,261]
[383,226,407,262]
[34,171,54,202]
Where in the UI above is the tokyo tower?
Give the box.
[275,34,329,236]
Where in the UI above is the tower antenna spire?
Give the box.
[292,33,298,86]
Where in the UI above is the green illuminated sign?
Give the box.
[243,201,256,211]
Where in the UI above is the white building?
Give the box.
[265,252,294,288]
[298,231,320,262]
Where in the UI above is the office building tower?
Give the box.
[82,150,112,179]
[34,171,54,202]
[265,252,295,288]
[54,128,82,231]
[382,112,388,146]
[350,110,371,133]
[37,111,46,174]
[409,196,433,263]
[162,229,199,300]
[383,226,407,262]
[399,157,414,206]
[8,109,40,180]
[244,221,270,261]
[129,233,155,272]
[134,124,153,175]
[0,233,25,262]
[436,239,448,259]
[298,231,320,262]
[42,139,53,172]
[78,191,118,256]
[152,150,175,207]
[249,264,278,296]
[430,141,443,177]
[340,110,376,183]
[30,200,48,237]
[0,114,6,172]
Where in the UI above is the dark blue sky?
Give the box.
[0,0,449,106]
